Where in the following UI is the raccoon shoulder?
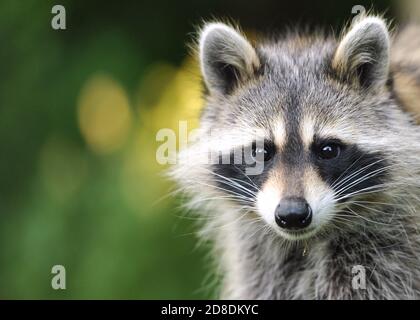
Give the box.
[391,24,420,124]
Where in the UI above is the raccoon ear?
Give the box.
[333,17,390,90]
[198,23,260,95]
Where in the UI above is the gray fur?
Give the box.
[170,16,420,299]
[199,23,260,95]
[332,17,390,90]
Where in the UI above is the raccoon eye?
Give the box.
[251,141,275,162]
[318,143,341,160]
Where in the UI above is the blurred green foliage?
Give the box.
[0,0,395,299]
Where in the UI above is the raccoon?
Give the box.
[170,15,420,299]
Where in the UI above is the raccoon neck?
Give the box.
[214,207,420,299]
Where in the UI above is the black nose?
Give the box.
[275,197,312,230]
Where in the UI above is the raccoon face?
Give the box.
[193,17,397,241]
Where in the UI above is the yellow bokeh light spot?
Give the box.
[151,58,203,132]
[120,57,204,215]
[77,74,132,154]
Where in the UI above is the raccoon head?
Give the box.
[175,16,417,241]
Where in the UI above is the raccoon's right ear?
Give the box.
[332,16,390,90]
[198,23,260,95]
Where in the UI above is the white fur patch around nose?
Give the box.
[256,179,282,226]
[303,167,335,227]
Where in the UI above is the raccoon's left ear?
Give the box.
[198,22,260,95]
[332,16,390,90]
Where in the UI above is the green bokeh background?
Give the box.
[0,0,406,299]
